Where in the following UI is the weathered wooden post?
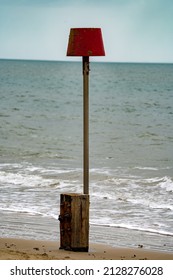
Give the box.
[59,28,105,251]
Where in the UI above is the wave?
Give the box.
[132,166,159,171]
[91,222,173,237]
[157,176,173,192]
[0,206,58,220]
[1,162,173,224]
[132,166,173,171]
[0,170,53,187]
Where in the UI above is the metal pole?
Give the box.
[83,56,89,195]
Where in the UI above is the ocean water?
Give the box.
[0,59,173,252]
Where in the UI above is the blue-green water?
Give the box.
[0,59,173,251]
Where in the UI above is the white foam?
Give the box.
[0,170,54,188]
[91,222,173,237]
[1,162,173,240]
[133,166,159,171]
[0,206,44,216]
[157,176,173,192]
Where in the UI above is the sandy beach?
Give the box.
[0,238,173,260]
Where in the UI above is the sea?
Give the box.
[0,59,173,252]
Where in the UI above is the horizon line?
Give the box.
[0,57,173,65]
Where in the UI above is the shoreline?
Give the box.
[1,218,173,255]
[0,238,173,260]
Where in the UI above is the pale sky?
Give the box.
[0,0,173,63]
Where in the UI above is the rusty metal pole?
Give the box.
[83,56,90,195]
[66,28,105,195]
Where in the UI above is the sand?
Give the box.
[0,238,173,260]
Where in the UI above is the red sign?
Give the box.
[67,28,105,56]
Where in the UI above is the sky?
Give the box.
[0,0,173,63]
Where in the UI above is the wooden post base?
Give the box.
[59,193,89,252]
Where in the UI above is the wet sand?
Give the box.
[0,238,173,260]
